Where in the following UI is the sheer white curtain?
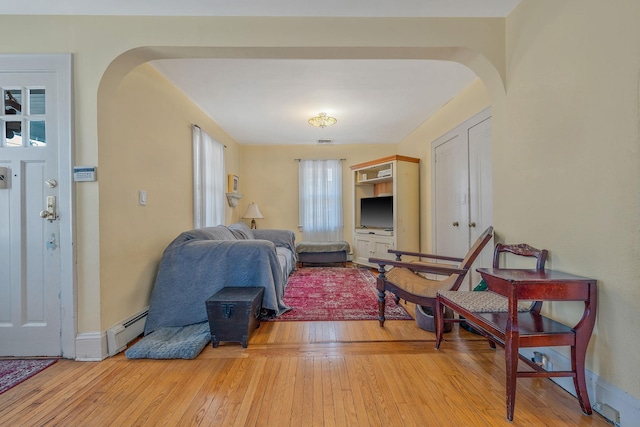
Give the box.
[192,125,225,228]
[298,159,343,241]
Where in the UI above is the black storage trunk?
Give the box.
[205,287,264,348]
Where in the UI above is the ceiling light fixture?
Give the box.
[308,112,337,128]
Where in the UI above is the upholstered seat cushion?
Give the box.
[437,290,532,312]
[385,267,458,299]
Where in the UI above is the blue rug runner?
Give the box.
[125,322,211,360]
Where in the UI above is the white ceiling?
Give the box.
[1,0,522,145]
[152,59,479,145]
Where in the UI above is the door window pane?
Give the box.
[2,89,46,148]
[29,120,46,146]
[29,89,45,115]
[4,89,21,115]
[6,120,22,147]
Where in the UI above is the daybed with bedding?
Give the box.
[296,241,350,267]
[143,222,296,335]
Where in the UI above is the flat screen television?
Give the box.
[360,196,393,229]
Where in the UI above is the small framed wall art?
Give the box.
[228,174,239,193]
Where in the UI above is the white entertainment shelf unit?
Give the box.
[350,155,420,267]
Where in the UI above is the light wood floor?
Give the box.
[0,306,610,427]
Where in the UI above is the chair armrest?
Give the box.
[387,249,463,263]
[368,257,468,276]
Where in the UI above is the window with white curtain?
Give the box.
[298,159,343,242]
[192,125,225,228]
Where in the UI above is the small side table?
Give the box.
[477,268,597,421]
[205,287,264,348]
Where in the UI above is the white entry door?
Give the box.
[432,108,493,288]
[0,55,73,357]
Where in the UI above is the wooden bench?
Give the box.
[435,268,597,421]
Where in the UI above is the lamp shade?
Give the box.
[242,203,264,219]
[243,203,264,229]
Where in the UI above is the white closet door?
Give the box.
[432,108,492,289]
[467,115,493,285]
[434,134,469,261]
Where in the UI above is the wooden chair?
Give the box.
[369,226,493,327]
[436,243,548,346]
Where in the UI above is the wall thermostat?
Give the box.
[73,166,97,182]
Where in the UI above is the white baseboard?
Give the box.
[75,332,108,361]
[74,307,148,361]
[520,347,637,426]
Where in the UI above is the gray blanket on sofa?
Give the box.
[144,226,292,335]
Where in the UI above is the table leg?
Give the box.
[435,296,444,349]
[571,343,592,414]
[572,285,597,414]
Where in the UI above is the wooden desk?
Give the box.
[437,268,597,421]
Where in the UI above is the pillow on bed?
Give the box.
[229,222,255,240]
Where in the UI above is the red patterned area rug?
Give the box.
[270,267,413,322]
[0,359,57,394]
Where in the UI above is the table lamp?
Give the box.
[243,202,264,229]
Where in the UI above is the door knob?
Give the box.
[469,222,476,227]
[452,221,459,227]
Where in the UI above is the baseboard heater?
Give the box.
[106,307,149,356]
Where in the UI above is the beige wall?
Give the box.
[1,0,639,402]
[501,0,640,398]
[99,63,241,328]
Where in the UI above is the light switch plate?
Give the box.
[138,190,147,206]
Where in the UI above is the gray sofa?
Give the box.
[144,222,296,335]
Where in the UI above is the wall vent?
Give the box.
[317,139,334,144]
[106,307,149,356]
